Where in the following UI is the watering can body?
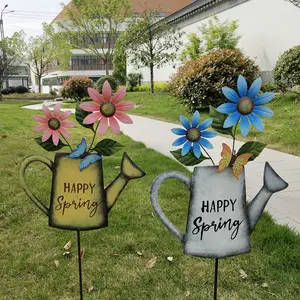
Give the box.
[19,152,145,231]
[150,163,288,258]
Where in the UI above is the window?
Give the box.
[70,56,113,71]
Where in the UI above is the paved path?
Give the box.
[22,101,300,233]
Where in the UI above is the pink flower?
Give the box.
[80,81,135,135]
[33,104,75,146]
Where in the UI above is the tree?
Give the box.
[122,9,184,93]
[26,23,72,93]
[180,16,240,62]
[0,31,26,100]
[58,0,132,76]
[180,33,204,61]
[113,36,127,85]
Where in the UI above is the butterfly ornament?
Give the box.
[217,143,253,179]
[68,138,102,171]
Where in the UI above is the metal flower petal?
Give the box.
[192,111,200,127]
[179,115,191,130]
[237,75,248,97]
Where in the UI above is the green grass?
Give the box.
[0,100,300,299]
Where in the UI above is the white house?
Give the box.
[128,0,300,83]
[39,0,193,93]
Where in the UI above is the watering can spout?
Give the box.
[248,162,288,232]
[105,152,145,211]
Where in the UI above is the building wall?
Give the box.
[129,0,300,83]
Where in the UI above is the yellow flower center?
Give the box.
[100,102,116,117]
[48,117,61,130]
[186,128,201,142]
[237,97,254,115]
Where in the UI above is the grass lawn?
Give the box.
[0,100,300,299]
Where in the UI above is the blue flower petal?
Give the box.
[237,75,248,97]
[192,111,200,128]
[201,130,218,138]
[253,106,274,118]
[181,141,192,156]
[179,115,191,130]
[193,142,201,158]
[223,111,241,128]
[240,115,250,137]
[248,78,262,99]
[253,92,274,105]
[248,113,264,132]
[172,136,187,146]
[199,118,213,131]
[217,103,237,114]
[200,138,213,149]
[171,128,186,135]
[222,87,240,103]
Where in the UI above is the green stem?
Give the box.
[60,134,73,152]
[201,146,215,166]
[232,124,238,154]
[88,121,100,151]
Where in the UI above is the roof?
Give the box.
[162,0,249,26]
[53,0,193,21]
[163,0,224,25]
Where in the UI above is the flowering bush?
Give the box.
[274,45,300,89]
[60,76,94,100]
[169,49,259,111]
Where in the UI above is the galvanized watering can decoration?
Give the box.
[150,75,288,299]
[19,81,145,299]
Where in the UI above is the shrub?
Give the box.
[1,88,10,95]
[96,76,118,93]
[49,88,57,96]
[8,87,16,93]
[60,76,93,100]
[132,82,170,92]
[126,73,143,92]
[169,49,259,110]
[15,86,28,94]
[261,82,282,93]
[274,45,300,88]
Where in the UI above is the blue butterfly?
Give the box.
[68,138,102,172]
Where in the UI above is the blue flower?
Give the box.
[171,111,218,158]
[216,75,274,137]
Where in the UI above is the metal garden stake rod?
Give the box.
[214,258,218,300]
[77,231,83,300]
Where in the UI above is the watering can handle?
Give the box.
[150,171,191,243]
[19,155,54,216]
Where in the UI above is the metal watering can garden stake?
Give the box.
[19,82,145,299]
[150,75,288,299]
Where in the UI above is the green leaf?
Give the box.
[237,141,267,161]
[35,137,67,152]
[209,106,233,136]
[170,149,209,166]
[75,103,94,131]
[92,139,124,156]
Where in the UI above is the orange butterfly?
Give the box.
[217,143,253,179]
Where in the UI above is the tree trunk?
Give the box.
[150,63,154,94]
[0,78,3,101]
[38,75,42,93]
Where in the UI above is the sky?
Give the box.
[1,0,70,38]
